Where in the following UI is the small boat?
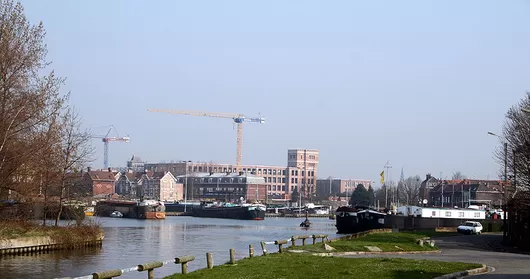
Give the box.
[110,211,123,218]
[299,210,311,228]
[84,206,95,216]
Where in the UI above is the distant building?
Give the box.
[175,172,267,202]
[83,170,117,197]
[316,178,372,198]
[419,174,505,208]
[144,149,319,200]
[138,171,181,201]
[127,155,145,172]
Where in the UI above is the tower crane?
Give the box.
[90,126,130,170]
[147,109,265,172]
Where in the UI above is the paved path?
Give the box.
[342,234,530,278]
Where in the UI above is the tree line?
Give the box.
[349,172,467,208]
[0,0,93,225]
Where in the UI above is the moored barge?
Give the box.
[192,203,266,220]
[95,200,166,219]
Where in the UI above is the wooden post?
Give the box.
[138,261,163,279]
[206,252,213,269]
[249,244,254,258]
[229,248,236,264]
[175,255,195,275]
[260,241,268,255]
[291,236,297,246]
[275,240,288,253]
[312,235,317,245]
[92,269,122,279]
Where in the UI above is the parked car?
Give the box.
[457,221,483,235]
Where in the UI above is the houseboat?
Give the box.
[335,206,386,234]
[192,202,266,220]
[95,199,166,219]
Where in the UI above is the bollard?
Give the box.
[249,244,254,258]
[206,252,213,269]
[92,269,122,279]
[229,248,236,264]
[175,255,195,275]
[275,240,288,253]
[138,261,163,279]
[260,241,268,255]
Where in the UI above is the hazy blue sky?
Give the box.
[19,0,530,185]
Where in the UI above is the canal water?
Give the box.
[1,216,338,279]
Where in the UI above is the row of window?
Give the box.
[288,154,318,160]
[431,211,481,218]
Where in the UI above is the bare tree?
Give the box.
[495,92,530,200]
[452,171,466,180]
[398,175,421,205]
[0,0,67,202]
[54,108,94,226]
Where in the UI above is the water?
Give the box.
[1,216,338,279]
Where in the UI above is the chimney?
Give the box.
[426,173,431,180]
[108,167,111,172]
[87,166,91,172]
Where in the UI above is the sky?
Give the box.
[18,0,530,185]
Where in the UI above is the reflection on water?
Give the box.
[1,216,338,279]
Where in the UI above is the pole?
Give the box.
[503,142,508,241]
[440,172,443,208]
[184,161,189,213]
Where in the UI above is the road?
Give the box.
[342,233,530,278]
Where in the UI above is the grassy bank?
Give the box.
[0,220,103,247]
[290,232,439,253]
[164,253,481,279]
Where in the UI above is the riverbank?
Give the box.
[163,230,482,278]
[0,220,104,255]
[163,253,481,279]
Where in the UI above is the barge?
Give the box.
[192,202,266,220]
[95,200,166,219]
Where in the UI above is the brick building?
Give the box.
[83,170,117,197]
[144,148,319,200]
[419,174,505,208]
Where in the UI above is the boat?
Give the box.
[192,202,266,220]
[110,210,123,218]
[335,206,386,234]
[95,199,166,219]
[84,206,95,216]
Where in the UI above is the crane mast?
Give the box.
[147,108,265,171]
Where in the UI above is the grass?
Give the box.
[0,220,103,247]
[288,232,439,253]
[408,230,462,238]
[163,253,481,279]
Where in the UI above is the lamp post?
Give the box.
[487,131,508,241]
[184,160,191,213]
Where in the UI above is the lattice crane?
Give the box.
[90,126,130,169]
[147,109,265,171]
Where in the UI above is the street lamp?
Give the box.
[184,160,192,213]
[487,131,508,241]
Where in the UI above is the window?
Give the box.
[432,211,436,217]
[445,211,451,217]
[458,212,464,217]
[474,212,480,218]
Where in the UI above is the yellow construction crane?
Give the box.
[147,109,265,172]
